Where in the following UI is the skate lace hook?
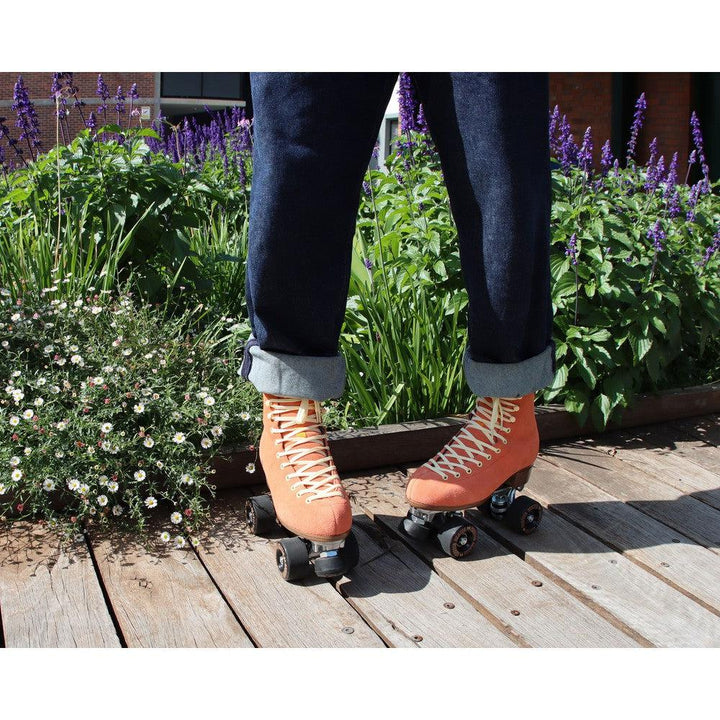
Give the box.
[428,397,520,479]
[267,396,343,502]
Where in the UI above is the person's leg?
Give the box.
[240,72,397,401]
[239,73,396,578]
[401,73,553,551]
[411,72,554,398]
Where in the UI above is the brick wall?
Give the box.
[550,72,614,165]
[0,72,156,157]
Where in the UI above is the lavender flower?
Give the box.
[690,111,711,193]
[565,233,578,265]
[96,74,110,123]
[362,180,372,196]
[549,105,561,156]
[363,257,373,270]
[115,86,126,123]
[626,92,647,164]
[644,138,661,193]
[600,140,613,176]
[668,189,682,218]
[664,152,678,199]
[398,72,420,134]
[11,76,41,160]
[86,111,97,131]
[686,182,701,222]
[647,220,665,253]
[578,127,593,173]
[558,115,578,175]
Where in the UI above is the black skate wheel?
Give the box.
[401,514,432,540]
[276,537,311,582]
[477,497,493,515]
[341,531,360,573]
[436,517,478,559]
[245,494,276,535]
[505,495,543,535]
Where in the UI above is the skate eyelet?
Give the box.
[305,498,312,504]
[464,468,472,475]
[454,472,461,478]
[502,439,508,445]
[494,448,501,454]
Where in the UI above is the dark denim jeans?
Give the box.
[240,73,555,401]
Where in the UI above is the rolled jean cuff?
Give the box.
[463,343,556,398]
[239,335,346,401]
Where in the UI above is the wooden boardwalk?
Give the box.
[2,412,720,648]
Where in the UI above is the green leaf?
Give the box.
[590,393,613,430]
[629,333,653,362]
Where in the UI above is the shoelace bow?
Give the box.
[427,397,519,480]
[268,396,344,502]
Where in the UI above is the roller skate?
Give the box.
[401,393,543,558]
[244,392,359,582]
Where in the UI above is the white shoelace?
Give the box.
[427,397,519,480]
[267,396,344,502]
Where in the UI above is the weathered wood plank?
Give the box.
[343,468,639,648]
[87,517,254,648]
[195,490,385,648]
[582,427,720,510]
[541,441,720,553]
[526,457,720,616]
[672,413,720,447]
[334,515,516,647]
[468,499,720,647]
[0,522,120,648]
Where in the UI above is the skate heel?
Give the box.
[508,465,533,490]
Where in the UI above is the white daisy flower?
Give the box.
[100,422,113,433]
[89,506,97,515]
[204,396,216,406]
[56,358,66,366]
[190,536,200,548]
[107,480,119,493]
[9,416,20,427]
[173,535,186,549]
[37,377,47,386]
[56,420,67,430]
[133,403,145,413]
[97,494,109,506]
[145,496,157,508]
[23,447,31,456]
[9,456,20,467]
[11,468,22,481]
[143,436,155,448]
[179,474,194,486]
[22,409,34,419]
[43,478,56,491]
[50,385,61,394]
[112,504,123,516]
[200,438,212,449]
[134,470,146,481]
[160,531,171,543]
[0,483,6,495]
[98,475,108,486]
[69,343,79,352]
[93,376,104,385]
[239,411,250,421]
[34,398,44,407]
[67,478,80,491]
[156,460,164,469]
[90,306,102,315]
[79,483,90,495]
[245,463,256,474]
[172,432,186,444]
[170,511,182,524]
[70,354,84,366]
[211,425,223,437]
[55,451,65,459]
[122,348,132,356]
[44,345,54,353]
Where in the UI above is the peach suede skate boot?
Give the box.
[244,393,358,581]
[401,393,544,557]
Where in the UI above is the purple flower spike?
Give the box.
[690,111,711,193]
[600,140,613,176]
[644,138,661,193]
[699,226,720,267]
[398,72,419,134]
[664,152,678,198]
[626,92,647,164]
[578,127,594,173]
[549,105,561,155]
[565,233,578,265]
[12,76,42,159]
[647,220,666,253]
[558,115,578,175]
